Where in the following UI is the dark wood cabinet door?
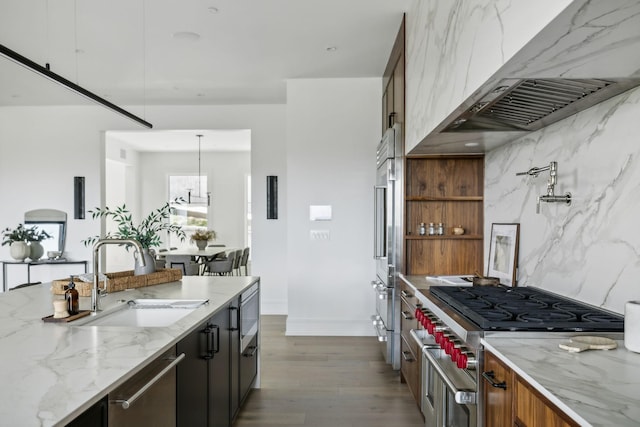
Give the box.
[66,396,108,427]
[209,307,231,427]
[229,300,241,421]
[176,321,209,427]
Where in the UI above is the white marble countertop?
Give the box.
[0,276,258,426]
[482,336,640,426]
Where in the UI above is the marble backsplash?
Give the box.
[485,85,640,314]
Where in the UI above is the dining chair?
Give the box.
[231,249,242,275]
[239,247,250,275]
[206,251,237,276]
[166,255,199,276]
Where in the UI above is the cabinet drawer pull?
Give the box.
[401,290,413,298]
[401,310,413,320]
[402,351,414,362]
[482,370,507,389]
[112,353,186,409]
[243,345,258,357]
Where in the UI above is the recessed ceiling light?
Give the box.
[325,46,337,52]
[464,142,480,147]
[208,7,219,14]
[173,31,201,41]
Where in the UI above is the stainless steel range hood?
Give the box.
[444,77,640,133]
[409,0,640,155]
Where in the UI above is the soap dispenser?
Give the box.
[65,275,79,315]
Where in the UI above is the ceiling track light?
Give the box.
[0,43,152,129]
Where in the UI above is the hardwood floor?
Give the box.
[234,315,424,427]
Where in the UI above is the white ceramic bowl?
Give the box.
[47,251,62,259]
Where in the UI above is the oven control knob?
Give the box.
[445,338,457,355]
[441,336,451,351]
[434,331,444,344]
[415,308,422,322]
[451,347,461,362]
[456,352,477,370]
[456,353,468,369]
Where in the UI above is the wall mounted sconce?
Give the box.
[267,176,278,219]
[0,43,152,129]
[516,161,572,214]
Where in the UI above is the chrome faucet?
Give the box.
[516,161,572,214]
[92,238,146,312]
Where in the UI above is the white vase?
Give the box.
[134,248,157,276]
[29,241,44,261]
[10,241,31,261]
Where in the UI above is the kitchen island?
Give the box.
[0,275,259,426]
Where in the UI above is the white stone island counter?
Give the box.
[482,336,640,426]
[0,276,259,426]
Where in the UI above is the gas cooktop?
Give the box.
[429,285,624,332]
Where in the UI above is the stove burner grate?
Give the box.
[429,285,624,332]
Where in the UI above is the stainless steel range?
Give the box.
[409,282,624,427]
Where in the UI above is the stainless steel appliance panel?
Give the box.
[239,283,259,353]
[109,348,182,427]
[372,123,403,370]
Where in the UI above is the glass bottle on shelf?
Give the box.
[419,223,426,235]
[436,223,444,235]
[427,223,435,235]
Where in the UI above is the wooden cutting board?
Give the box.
[42,310,91,323]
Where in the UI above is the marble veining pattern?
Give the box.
[404,0,571,152]
[483,336,640,426]
[485,85,640,314]
[0,277,258,426]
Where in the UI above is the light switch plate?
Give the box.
[310,230,330,240]
[310,205,332,221]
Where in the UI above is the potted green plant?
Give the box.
[2,224,52,261]
[190,229,216,250]
[82,198,186,275]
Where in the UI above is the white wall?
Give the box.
[0,104,287,315]
[133,105,288,314]
[0,105,141,289]
[138,150,250,250]
[285,78,380,336]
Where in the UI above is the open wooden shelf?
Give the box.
[405,234,482,240]
[406,196,483,202]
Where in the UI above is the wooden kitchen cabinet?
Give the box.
[382,16,404,133]
[405,156,484,275]
[483,350,579,427]
[399,280,422,407]
[514,377,579,427]
[483,351,513,427]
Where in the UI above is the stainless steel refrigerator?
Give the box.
[371,123,403,370]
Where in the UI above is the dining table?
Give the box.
[161,246,232,275]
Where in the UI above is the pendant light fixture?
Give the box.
[187,134,211,206]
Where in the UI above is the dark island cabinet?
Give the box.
[176,300,235,427]
[65,396,108,427]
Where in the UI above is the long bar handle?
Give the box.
[481,370,507,390]
[112,353,186,409]
[243,345,258,357]
[422,347,476,404]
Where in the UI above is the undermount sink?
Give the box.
[77,299,209,327]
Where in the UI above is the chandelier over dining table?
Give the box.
[188,134,211,206]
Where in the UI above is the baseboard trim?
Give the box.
[285,317,377,336]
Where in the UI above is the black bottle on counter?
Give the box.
[65,275,79,315]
